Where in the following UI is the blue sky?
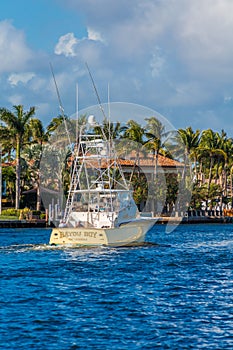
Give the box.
[0,0,86,51]
[1,0,233,135]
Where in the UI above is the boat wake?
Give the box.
[0,241,163,253]
[0,243,58,253]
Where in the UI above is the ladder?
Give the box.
[63,154,80,223]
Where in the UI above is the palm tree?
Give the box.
[0,105,36,209]
[121,119,145,181]
[46,115,67,134]
[93,118,122,140]
[22,144,43,211]
[143,117,167,214]
[198,129,227,207]
[27,118,48,145]
[144,116,166,179]
[22,119,49,210]
[177,127,201,181]
[217,131,233,197]
[0,122,17,162]
[47,114,87,150]
[229,162,233,207]
[2,166,15,206]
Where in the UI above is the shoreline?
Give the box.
[155,216,233,224]
[0,215,232,228]
[0,220,48,228]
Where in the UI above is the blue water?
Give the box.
[1,224,233,349]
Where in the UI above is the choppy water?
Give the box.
[1,224,233,349]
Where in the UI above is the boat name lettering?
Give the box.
[84,232,97,238]
[60,231,98,239]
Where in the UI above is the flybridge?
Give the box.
[61,126,130,225]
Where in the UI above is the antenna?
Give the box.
[49,62,71,145]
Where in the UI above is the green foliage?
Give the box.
[131,174,148,205]
[190,182,222,209]
[1,208,20,217]
[165,173,179,207]
[1,104,233,213]
[93,118,122,139]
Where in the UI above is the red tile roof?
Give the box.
[75,152,183,169]
[1,152,183,169]
[121,151,183,168]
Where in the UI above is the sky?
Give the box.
[1,0,233,135]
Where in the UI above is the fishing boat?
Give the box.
[49,115,156,247]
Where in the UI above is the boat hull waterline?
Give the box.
[49,218,156,247]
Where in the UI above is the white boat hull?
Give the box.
[49,218,156,247]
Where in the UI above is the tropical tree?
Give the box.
[229,162,233,206]
[21,120,49,210]
[198,129,227,207]
[190,182,222,210]
[2,166,15,206]
[0,105,36,209]
[0,125,15,162]
[120,120,145,180]
[143,117,167,213]
[144,116,165,179]
[217,131,233,198]
[27,118,48,145]
[93,118,122,140]
[177,127,201,180]
[46,115,67,134]
[46,115,88,150]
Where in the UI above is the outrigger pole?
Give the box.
[49,62,71,145]
[85,62,107,121]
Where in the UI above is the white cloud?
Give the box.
[54,32,79,57]
[8,72,35,86]
[2,0,233,133]
[87,27,104,42]
[174,0,233,78]
[0,20,32,73]
[54,29,104,59]
[63,0,233,76]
